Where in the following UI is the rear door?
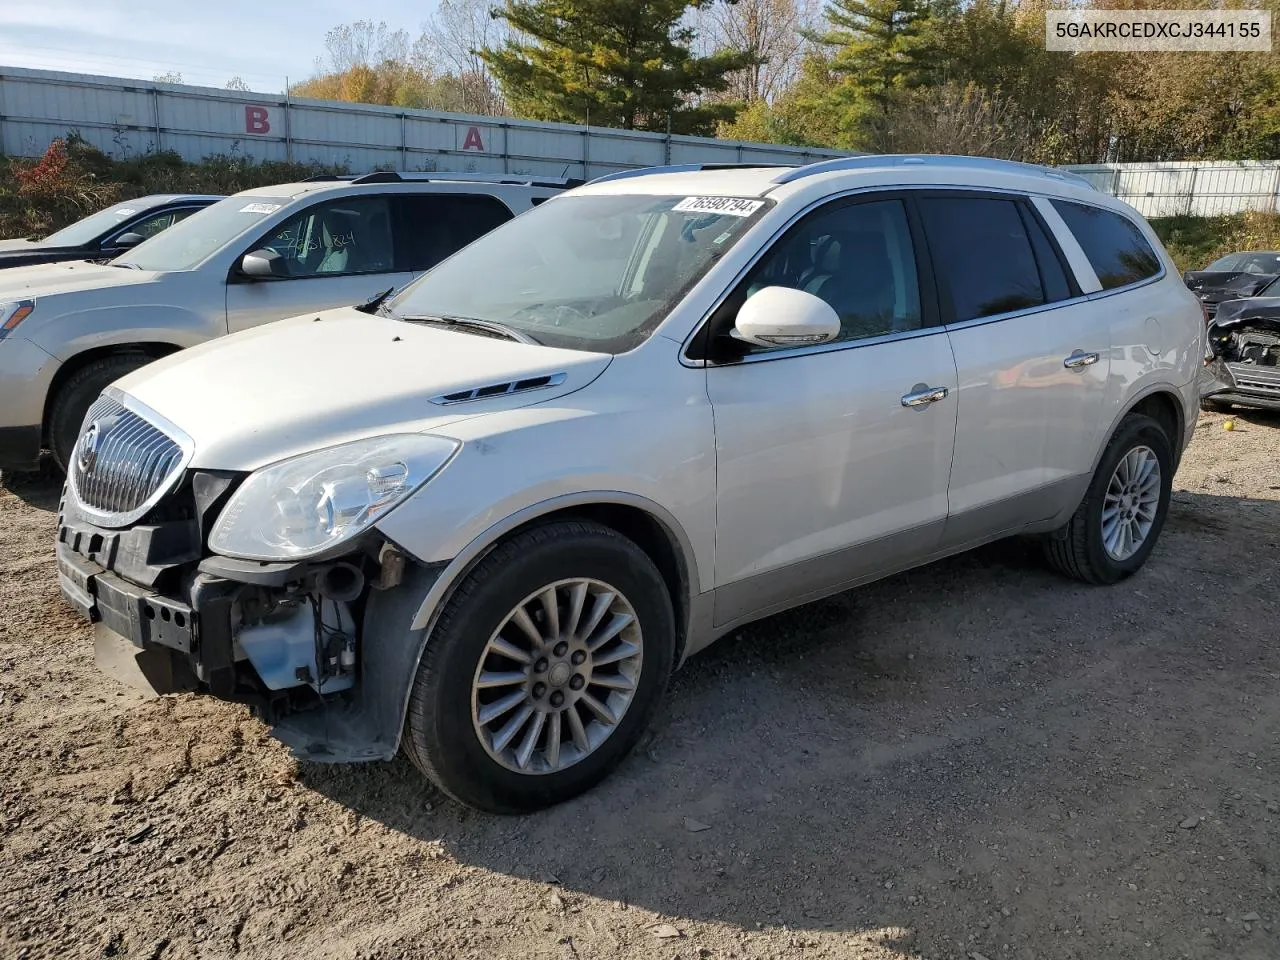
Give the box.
[916,191,1112,547]
[225,194,413,333]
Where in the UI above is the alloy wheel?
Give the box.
[471,578,644,774]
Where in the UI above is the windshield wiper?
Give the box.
[109,261,141,270]
[356,287,396,315]
[397,314,540,345]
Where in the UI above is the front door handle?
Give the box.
[1063,350,1100,369]
[901,385,949,407]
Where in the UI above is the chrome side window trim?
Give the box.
[706,324,947,367]
[679,182,1147,369]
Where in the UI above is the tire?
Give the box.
[1043,412,1173,585]
[402,519,676,813]
[1200,397,1233,413]
[48,354,154,472]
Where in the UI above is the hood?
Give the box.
[116,307,613,471]
[0,238,40,252]
[1183,270,1277,302]
[1209,297,1280,332]
[0,260,157,299]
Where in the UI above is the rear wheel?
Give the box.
[48,354,153,472]
[1043,412,1173,585]
[402,520,675,813]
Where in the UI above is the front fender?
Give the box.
[30,304,222,362]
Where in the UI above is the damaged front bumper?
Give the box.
[57,487,441,764]
[1200,357,1280,411]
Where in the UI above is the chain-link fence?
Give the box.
[1062,161,1280,218]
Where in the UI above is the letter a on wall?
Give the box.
[461,126,486,151]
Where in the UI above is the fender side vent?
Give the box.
[432,372,567,405]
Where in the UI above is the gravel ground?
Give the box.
[1,407,1278,960]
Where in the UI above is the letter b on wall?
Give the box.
[245,106,271,135]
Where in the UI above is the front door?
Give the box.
[703,195,959,628]
[225,194,414,333]
[913,192,1112,547]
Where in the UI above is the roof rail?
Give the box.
[588,162,796,186]
[361,171,583,188]
[302,171,584,188]
[771,155,1096,189]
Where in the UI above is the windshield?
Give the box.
[43,200,159,247]
[1206,252,1280,274]
[385,193,770,353]
[118,195,290,272]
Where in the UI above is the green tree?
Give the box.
[481,0,758,133]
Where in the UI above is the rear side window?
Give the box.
[917,196,1045,322]
[395,194,514,272]
[1050,200,1161,290]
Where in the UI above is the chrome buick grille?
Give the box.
[68,392,191,527]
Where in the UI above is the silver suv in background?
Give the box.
[58,156,1203,813]
[0,172,573,471]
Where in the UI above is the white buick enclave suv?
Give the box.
[57,156,1205,813]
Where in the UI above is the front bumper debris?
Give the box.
[57,535,238,696]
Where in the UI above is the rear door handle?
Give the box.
[1063,350,1100,369]
[901,385,949,407]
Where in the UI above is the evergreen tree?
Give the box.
[802,0,938,145]
[481,0,758,134]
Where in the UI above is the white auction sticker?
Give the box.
[673,196,764,217]
[113,208,136,217]
[239,202,282,214]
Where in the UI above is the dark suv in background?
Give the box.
[0,194,221,270]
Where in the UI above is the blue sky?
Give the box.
[0,1,434,92]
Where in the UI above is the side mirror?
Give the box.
[112,232,146,250]
[240,249,289,279]
[733,286,840,348]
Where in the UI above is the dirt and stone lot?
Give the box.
[1,408,1278,960]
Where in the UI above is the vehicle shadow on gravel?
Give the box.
[300,488,1280,956]
[0,464,63,511]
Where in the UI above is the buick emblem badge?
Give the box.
[77,421,102,473]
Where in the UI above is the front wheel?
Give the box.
[402,520,675,813]
[48,354,154,472]
[1043,412,1174,585]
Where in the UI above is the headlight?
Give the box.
[209,434,459,560]
[0,300,35,340]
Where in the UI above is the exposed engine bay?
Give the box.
[1203,315,1280,410]
[1209,322,1280,367]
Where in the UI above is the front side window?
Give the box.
[119,195,291,272]
[918,196,1046,322]
[255,196,395,278]
[718,198,923,356]
[43,200,156,248]
[385,193,768,353]
[128,207,198,239]
[1051,199,1161,290]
